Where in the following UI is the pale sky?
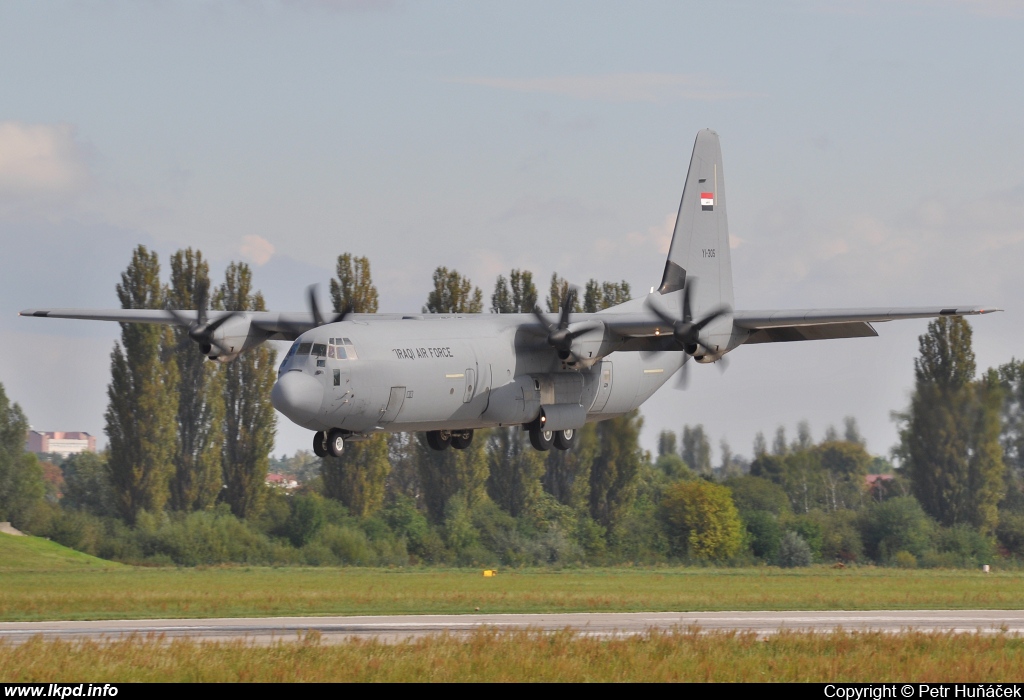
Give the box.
[1,0,1021,462]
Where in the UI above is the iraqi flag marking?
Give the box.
[700,192,714,211]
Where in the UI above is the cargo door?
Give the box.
[378,386,407,425]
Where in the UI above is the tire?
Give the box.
[312,431,328,458]
[451,430,474,450]
[553,428,577,451]
[426,430,451,451]
[529,426,554,451]
[327,429,346,458]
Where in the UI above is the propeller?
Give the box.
[530,288,596,361]
[645,279,731,388]
[307,285,351,327]
[166,290,240,356]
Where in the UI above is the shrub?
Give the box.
[660,480,743,561]
[776,531,812,568]
[860,496,934,562]
[742,510,782,562]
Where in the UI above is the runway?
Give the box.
[2,610,1023,645]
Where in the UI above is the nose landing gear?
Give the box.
[313,429,347,458]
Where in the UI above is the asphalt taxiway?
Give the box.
[2,610,1023,645]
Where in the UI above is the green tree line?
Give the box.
[2,248,1022,570]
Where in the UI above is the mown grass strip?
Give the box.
[3,566,1024,622]
[5,628,1024,682]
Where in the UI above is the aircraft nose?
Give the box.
[271,370,325,428]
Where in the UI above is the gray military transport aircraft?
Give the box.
[21,130,1001,458]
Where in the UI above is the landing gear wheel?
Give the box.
[451,430,474,450]
[529,426,554,451]
[426,430,451,451]
[327,429,346,458]
[553,428,577,451]
[312,431,328,458]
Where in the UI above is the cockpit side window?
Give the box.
[312,343,327,357]
[297,342,312,355]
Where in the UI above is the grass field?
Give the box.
[3,534,1023,622]
[5,629,1024,682]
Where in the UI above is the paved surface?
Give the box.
[2,610,1024,644]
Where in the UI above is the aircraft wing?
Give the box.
[597,304,1001,345]
[21,308,328,341]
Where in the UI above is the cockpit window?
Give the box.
[312,343,327,357]
[327,337,357,361]
[296,342,312,356]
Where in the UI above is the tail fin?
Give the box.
[658,129,735,317]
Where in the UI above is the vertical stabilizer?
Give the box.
[659,129,734,319]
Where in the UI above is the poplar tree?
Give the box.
[682,424,713,475]
[167,248,224,511]
[105,245,179,524]
[589,410,643,529]
[902,317,1004,532]
[322,434,390,517]
[215,262,276,519]
[330,253,379,316]
[487,427,545,517]
[322,253,390,517]
[547,273,582,313]
[415,431,489,522]
[424,267,483,313]
[583,278,631,312]
[491,269,538,313]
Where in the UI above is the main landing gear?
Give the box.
[528,424,577,452]
[313,429,347,458]
[426,429,474,451]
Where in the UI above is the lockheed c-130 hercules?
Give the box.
[21,130,1001,458]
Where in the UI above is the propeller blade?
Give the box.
[204,310,241,334]
[531,306,554,333]
[682,277,695,323]
[675,358,690,390]
[692,305,731,333]
[307,285,326,327]
[644,297,676,327]
[558,288,576,330]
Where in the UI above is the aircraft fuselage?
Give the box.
[271,313,684,436]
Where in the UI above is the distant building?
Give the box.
[26,431,97,458]
[865,473,896,500]
[265,473,298,490]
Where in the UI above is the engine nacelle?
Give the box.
[564,321,616,368]
[206,314,257,362]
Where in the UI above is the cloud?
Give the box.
[0,122,89,196]
[240,234,276,266]
[594,213,675,261]
[449,73,755,103]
